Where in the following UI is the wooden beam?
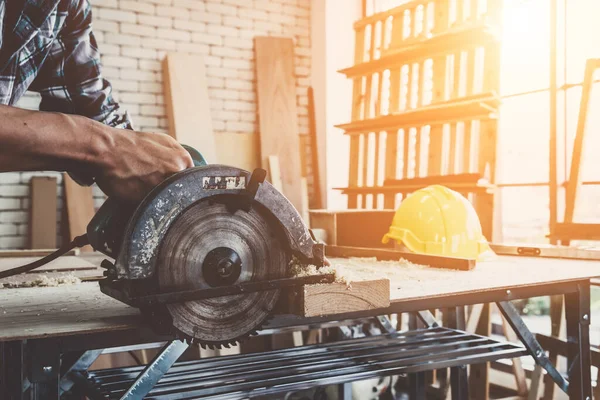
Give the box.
[63,174,95,252]
[162,53,217,163]
[325,245,476,271]
[215,133,260,172]
[299,279,390,317]
[552,222,600,242]
[267,155,284,193]
[29,177,57,249]
[307,86,324,209]
[549,0,558,244]
[563,59,600,227]
[254,36,304,215]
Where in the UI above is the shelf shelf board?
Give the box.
[335,92,500,134]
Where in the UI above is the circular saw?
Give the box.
[85,150,328,347]
[0,146,329,348]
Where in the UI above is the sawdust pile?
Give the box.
[289,255,432,289]
[0,273,82,289]
[289,257,336,279]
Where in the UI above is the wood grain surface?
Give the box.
[254,36,304,214]
[0,255,598,341]
[163,52,217,163]
[301,279,390,317]
[30,177,57,249]
[64,174,95,252]
[0,283,141,341]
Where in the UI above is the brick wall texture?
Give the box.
[0,0,312,249]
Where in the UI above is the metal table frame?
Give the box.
[0,279,592,400]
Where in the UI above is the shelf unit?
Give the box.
[337,0,504,241]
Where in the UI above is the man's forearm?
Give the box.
[0,104,117,174]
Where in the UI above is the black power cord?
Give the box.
[0,234,90,279]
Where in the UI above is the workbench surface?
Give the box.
[0,254,598,342]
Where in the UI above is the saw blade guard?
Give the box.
[113,164,324,280]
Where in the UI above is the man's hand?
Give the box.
[95,129,195,204]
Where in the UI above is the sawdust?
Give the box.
[0,273,82,289]
[289,256,430,289]
[289,257,336,278]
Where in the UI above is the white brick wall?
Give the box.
[0,0,312,249]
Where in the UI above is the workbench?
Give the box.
[0,252,598,399]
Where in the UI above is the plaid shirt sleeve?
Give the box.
[28,0,133,130]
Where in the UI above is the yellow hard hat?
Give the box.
[382,185,494,260]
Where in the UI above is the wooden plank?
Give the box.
[335,210,395,248]
[384,172,485,186]
[309,210,396,249]
[383,130,398,208]
[30,177,57,249]
[335,92,499,133]
[267,155,284,193]
[162,52,217,163]
[325,245,476,271]
[309,212,337,245]
[348,135,360,208]
[402,129,410,178]
[549,0,558,244]
[340,182,494,195]
[552,222,600,242]
[564,59,600,226]
[299,134,309,178]
[466,303,484,333]
[254,37,304,215]
[215,133,260,172]
[300,279,390,317]
[300,177,309,225]
[308,86,323,209]
[63,174,95,252]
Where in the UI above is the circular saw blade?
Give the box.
[156,197,288,345]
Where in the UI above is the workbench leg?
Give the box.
[468,303,490,400]
[409,372,426,400]
[451,365,469,400]
[29,339,61,400]
[448,306,469,400]
[542,294,564,400]
[1,340,25,400]
[337,382,353,400]
[565,281,592,400]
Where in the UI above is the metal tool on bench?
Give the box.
[0,145,330,348]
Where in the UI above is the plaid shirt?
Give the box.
[0,0,132,130]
